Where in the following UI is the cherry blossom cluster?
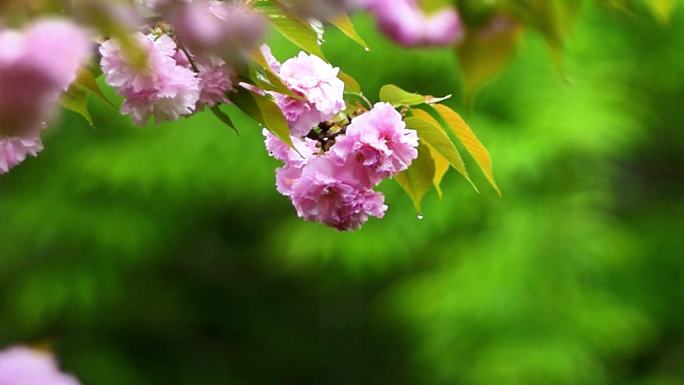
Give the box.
[0,1,263,174]
[262,48,418,231]
[99,1,260,126]
[0,0,475,231]
[0,0,462,175]
[0,346,81,385]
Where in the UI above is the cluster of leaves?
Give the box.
[374,85,500,211]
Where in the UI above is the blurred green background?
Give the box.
[1,3,683,384]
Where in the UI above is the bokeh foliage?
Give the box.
[1,3,683,384]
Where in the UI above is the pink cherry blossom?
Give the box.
[264,130,319,196]
[0,138,43,175]
[331,102,418,186]
[100,33,200,125]
[0,19,91,138]
[196,57,236,109]
[290,157,387,231]
[262,103,416,230]
[263,47,345,137]
[0,346,80,385]
[263,130,317,166]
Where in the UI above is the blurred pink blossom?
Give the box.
[167,0,265,59]
[0,346,80,385]
[0,20,91,138]
[364,0,463,46]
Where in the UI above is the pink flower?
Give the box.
[263,47,345,137]
[196,57,236,109]
[331,102,418,186]
[365,0,463,47]
[0,346,80,385]
[424,8,463,46]
[264,130,317,166]
[0,20,91,138]
[0,137,43,174]
[263,130,319,196]
[290,157,387,231]
[260,45,281,73]
[167,39,236,110]
[100,33,200,125]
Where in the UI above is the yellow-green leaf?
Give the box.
[407,111,476,191]
[72,67,116,110]
[330,13,369,50]
[395,143,436,212]
[379,84,427,106]
[232,88,293,147]
[428,144,450,199]
[433,104,501,196]
[60,86,93,127]
[339,71,361,93]
[257,5,326,58]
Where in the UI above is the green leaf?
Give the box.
[433,104,501,196]
[60,86,94,127]
[343,92,372,111]
[250,50,303,99]
[406,111,477,191]
[456,15,522,102]
[329,13,369,50]
[247,62,300,100]
[256,4,326,58]
[339,71,362,93]
[428,144,450,199]
[379,84,427,106]
[72,67,116,110]
[232,88,293,147]
[395,143,436,213]
[210,105,238,134]
[420,0,454,12]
